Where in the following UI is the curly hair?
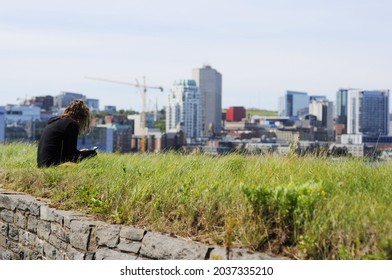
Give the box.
[61,99,91,135]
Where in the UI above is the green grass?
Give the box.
[1,142,392,259]
[245,108,278,117]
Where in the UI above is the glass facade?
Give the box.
[347,90,389,136]
[278,91,309,118]
[336,89,348,125]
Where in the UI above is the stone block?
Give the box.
[49,234,68,251]
[19,229,36,247]
[117,238,141,254]
[18,247,34,260]
[51,209,78,226]
[7,240,20,253]
[0,221,8,236]
[37,220,51,241]
[35,238,45,255]
[96,247,137,260]
[30,251,43,260]
[43,241,59,260]
[40,205,56,222]
[0,209,14,223]
[140,232,209,260]
[43,241,66,260]
[0,250,12,260]
[51,222,69,242]
[0,234,7,247]
[27,215,38,233]
[14,211,27,229]
[66,246,85,260]
[22,247,41,260]
[85,253,95,260]
[8,225,19,241]
[69,220,92,251]
[96,224,120,248]
[58,210,88,228]
[0,193,19,210]
[14,195,41,216]
[120,226,145,241]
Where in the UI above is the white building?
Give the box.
[0,106,5,142]
[128,113,155,136]
[5,105,41,126]
[166,80,202,139]
[192,65,222,136]
[309,99,334,134]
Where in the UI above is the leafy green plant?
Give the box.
[241,180,324,247]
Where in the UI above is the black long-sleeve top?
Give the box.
[37,117,96,168]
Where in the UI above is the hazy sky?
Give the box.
[1,0,391,112]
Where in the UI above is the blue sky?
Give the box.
[1,0,391,112]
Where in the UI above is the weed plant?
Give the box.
[1,142,392,259]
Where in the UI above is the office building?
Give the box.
[20,95,54,112]
[86,99,100,111]
[335,88,352,134]
[278,91,309,118]
[5,105,41,125]
[347,89,389,135]
[226,106,246,122]
[54,92,86,109]
[192,65,222,135]
[166,80,201,139]
[309,99,334,129]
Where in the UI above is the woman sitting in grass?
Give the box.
[37,99,97,168]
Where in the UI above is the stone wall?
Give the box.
[0,188,278,260]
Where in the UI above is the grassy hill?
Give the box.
[223,108,278,117]
[1,143,392,259]
[245,108,278,117]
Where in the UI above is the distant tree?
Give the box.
[154,120,166,132]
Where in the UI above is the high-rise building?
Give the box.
[347,89,389,135]
[166,80,201,139]
[278,90,309,118]
[309,99,334,138]
[54,92,86,109]
[335,89,350,134]
[192,65,222,135]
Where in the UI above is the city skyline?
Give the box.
[1,0,391,112]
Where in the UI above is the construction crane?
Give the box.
[85,76,163,153]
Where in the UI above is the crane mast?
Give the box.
[85,76,163,153]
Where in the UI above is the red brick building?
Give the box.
[226,106,246,122]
